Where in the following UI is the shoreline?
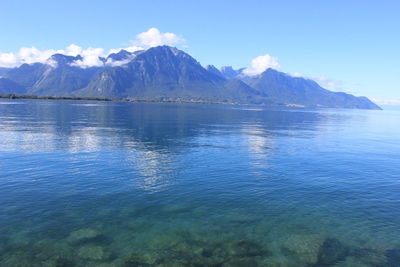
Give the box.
[0,94,382,110]
[0,94,241,106]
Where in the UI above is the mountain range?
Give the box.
[0,46,380,109]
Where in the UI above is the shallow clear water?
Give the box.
[0,99,399,266]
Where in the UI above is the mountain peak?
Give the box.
[50,54,83,65]
[132,46,201,69]
[2,46,381,110]
[106,50,132,61]
[220,66,245,79]
[206,65,224,78]
[144,46,191,58]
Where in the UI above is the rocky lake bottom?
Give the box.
[0,100,399,266]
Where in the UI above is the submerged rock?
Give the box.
[386,249,400,267]
[148,232,180,249]
[78,245,106,261]
[281,234,324,264]
[42,255,74,267]
[348,247,387,266]
[339,254,387,267]
[67,228,101,244]
[228,240,264,257]
[315,238,349,265]
[122,252,156,266]
[222,257,258,267]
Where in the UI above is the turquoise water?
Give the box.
[0,99,399,266]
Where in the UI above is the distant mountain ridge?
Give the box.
[0,46,380,109]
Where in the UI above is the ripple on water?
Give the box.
[0,100,399,266]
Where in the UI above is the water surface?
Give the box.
[0,99,399,266]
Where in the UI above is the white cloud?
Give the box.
[0,28,184,68]
[0,45,109,68]
[243,54,281,76]
[108,46,143,55]
[70,47,105,68]
[105,55,137,67]
[0,47,62,67]
[0,52,18,68]
[106,27,184,56]
[0,46,69,68]
[65,44,83,56]
[133,27,185,47]
[18,47,58,64]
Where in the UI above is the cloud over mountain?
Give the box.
[243,54,281,76]
[0,28,377,105]
[134,27,185,47]
[0,45,380,110]
[0,28,185,68]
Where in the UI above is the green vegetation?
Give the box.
[0,94,237,105]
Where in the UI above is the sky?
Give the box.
[1,0,399,104]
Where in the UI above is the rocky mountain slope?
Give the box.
[0,46,380,109]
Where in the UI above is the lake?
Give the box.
[0,99,399,266]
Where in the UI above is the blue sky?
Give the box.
[1,0,399,104]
